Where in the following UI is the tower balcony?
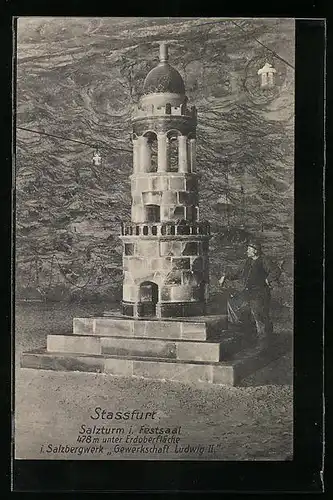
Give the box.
[120,221,210,238]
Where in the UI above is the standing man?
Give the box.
[219,241,281,350]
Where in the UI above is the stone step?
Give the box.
[20,335,291,387]
[47,333,252,362]
[72,315,227,342]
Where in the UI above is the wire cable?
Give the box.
[186,18,295,70]
[229,20,295,70]
[17,126,132,153]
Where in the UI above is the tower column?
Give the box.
[139,136,151,172]
[178,135,188,173]
[157,133,168,172]
[189,138,196,172]
[133,139,140,173]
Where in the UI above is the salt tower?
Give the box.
[121,43,210,318]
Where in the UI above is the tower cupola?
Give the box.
[140,43,187,109]
[143,43,185,96]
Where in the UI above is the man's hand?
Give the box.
[265,278,271,288]
[219,276,226,286]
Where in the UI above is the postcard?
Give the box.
[13,17,297,463]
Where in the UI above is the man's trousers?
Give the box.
[227,288,273,347]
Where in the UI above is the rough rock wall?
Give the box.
[15,18,294,306]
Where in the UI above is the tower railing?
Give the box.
[120,221,210,237]
[133,104,197,119]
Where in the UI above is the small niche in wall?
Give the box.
[185,206,197,222]
[144,204,160,223]
[182,242,199,256]
[170,206,185,220]
[124,243,135,256]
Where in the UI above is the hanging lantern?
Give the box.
[92,147,102,166]
[257,62,277,89]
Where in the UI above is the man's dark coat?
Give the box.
[224,255,281,340]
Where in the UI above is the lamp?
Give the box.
[92,147,102,166]
[257,62,277,89]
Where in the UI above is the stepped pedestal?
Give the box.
[20,314,291,386]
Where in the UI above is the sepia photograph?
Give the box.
[14,17,295,461]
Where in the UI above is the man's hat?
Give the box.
[247,240,262,253]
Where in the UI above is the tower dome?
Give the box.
[143,43,185,95]
[140,43,186,108]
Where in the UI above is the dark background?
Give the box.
[14,17,294,312]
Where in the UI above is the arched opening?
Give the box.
[168,137,178,172]
[150,137,158,172]
[143,131,157,172]
[138,281,159,317]
[167,130,181,172]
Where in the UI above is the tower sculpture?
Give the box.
[121,43,210,318]
[21,42,286,388]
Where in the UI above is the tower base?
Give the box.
[20,315,291,386]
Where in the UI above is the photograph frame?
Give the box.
[3,7,325,494]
